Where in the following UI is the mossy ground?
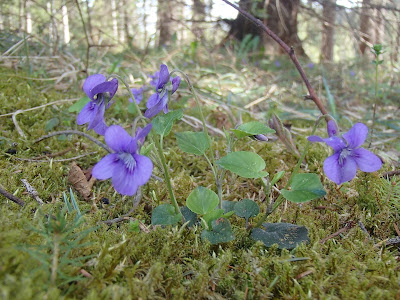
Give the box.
[0,46,399,300]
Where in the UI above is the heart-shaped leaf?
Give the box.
[222,200,236,213]
[216,151,268,178]
[251,223,309,249]
[151,204,182,225]
[281,173,326,203]
[202,209,224,229]
[152,109,183,136]
[175,131,209,155]
[201,219,235,244]
[232,121,275,139]
[180,206,198,227]
[45,118,59,132]
[234,199,260,221]
[186,187,219,215]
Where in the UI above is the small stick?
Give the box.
[21,179,44,205]
[358,221,371,240]
[0,186,25,207]
[34,130,112,153]
[10,151,98,163]
[221,0,329,119]
[320,223,354,244]
[0,98,79,118]
[393,223,400,237]
[28,147,74,160]
[12,110,27,138]
[381,170,400,178]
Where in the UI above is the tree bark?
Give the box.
[226,0,308,57]
[62,1,70,44]
[374,7,384,44]
[111,0,119,41]
[321,0,336,61]
[157,0,173,47]
[359,0,372,54]
[192,0,206,38]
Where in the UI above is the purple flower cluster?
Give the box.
[308,121,382,185]
[76,64,181,196]
[77,74,118,135]
[145,64,181,118]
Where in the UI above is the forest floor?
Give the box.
[0,42,400,299]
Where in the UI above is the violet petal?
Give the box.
[171,76,181,94]
[352,148,382,172]
[105,125,134,153]
[83,74,106,99]
[323,136,346,152]
[156,64,170,90]
[323,152,358,184]
[111,162,139,196]
[327,120,339,137]
[92,153,119,180]
[343,123,368,149]
[146,93,159,108]
[307,135,324,143]
[77,101,95,125]
[90,78,118,100]
[132,154,153,185]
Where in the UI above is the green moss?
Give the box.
[1,61,399,299]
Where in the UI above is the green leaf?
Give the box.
[222,200,236,213]
[175,131,210,155]
[45,118,59,132]
[217,151,268,178]
[68,96,90,113]
[128,102,136,114]
[281,173,326,203]
[201,219,235,244]
[180,206,198,227]
[231,121,275,138]
[152,109,183,136]
[234,199,260,221]
[151,204,182,225]
[251,223,309,249]
[203,209,224,228]
[186,187,219,215]
[271,171,285,186]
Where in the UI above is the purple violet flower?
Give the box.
[308,121,382,185]
[77,74,118,135]
[92,124,153,196]
[275,60,281,67]
[148,71,160,87]
[307,63,314,69]
[129,87,144,104]
[350,70,356,77]
[144,64,181,118]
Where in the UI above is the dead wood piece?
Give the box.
[21,179,44,205]
[0,186,25,207]
[320,222,354,244]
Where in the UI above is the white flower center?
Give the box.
[119,152,136,172]
[339,148,352,166]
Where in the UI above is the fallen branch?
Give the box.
[0,186,25,207]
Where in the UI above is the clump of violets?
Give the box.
[308,121,382,185]
[144,64,181,118]
[92,124,153,196]
[77,74,118,135]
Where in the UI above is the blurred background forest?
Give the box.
[1,0,400,72]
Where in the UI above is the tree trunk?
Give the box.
[359,0,372,54]
[226,0,308,57]
[374,7,384,45]
[86,0,93,42]
[192,0,206,38]
[321,0,336,61]
[157,0,173,47]
[26,0,32,33]
[111,0,119,41]
[62,1,70,44]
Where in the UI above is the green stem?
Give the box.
[254,115,328,228]
[370,53,380,142]
[108,73,143,118]
[155,135,181,215]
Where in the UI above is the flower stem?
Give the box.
[370,52,380,144]
[108,73,143,118]
[254,116,326,228]
[51,234,60,286]
[171,69,223,205]
[154,135,181,216]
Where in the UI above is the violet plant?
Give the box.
[71,2,383,247]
